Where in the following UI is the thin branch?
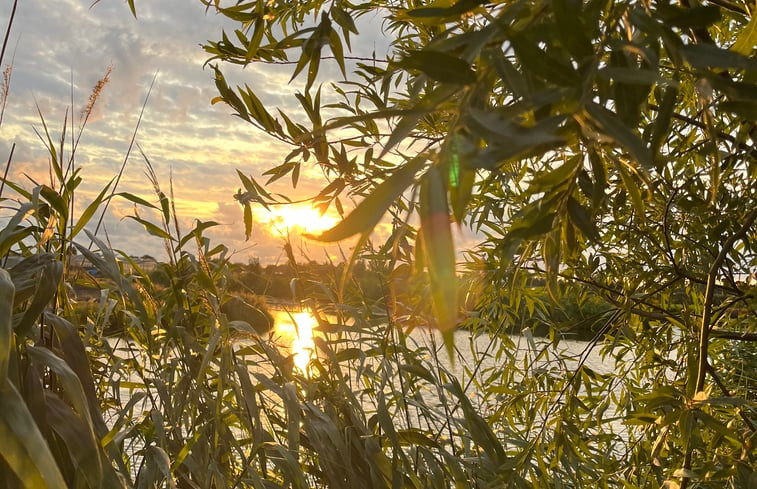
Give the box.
[696,206,757,391]
[648,103,753,152]
[683,206,757,486]
[705,363,756,433]
[213,54,389,66]
[709,328,757,342]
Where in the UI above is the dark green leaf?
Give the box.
[16,258,62,338]
[585,102,652,168]
[657,5,721,29]
[567,196,600,242]
[0,382,67,489]
[718,100,757,121]
[681,44,757,71]
[397,50,476,85]
[45,393,105,488]
[552,0,593,60]
[125,215,174,240]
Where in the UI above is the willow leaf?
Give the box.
[310,158,424,242]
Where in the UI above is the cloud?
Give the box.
[0,0,409,266]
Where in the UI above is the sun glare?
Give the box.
[273,310,317,372]
[260,205,339,238]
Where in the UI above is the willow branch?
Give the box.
[696,207,757,392]
[709,328,757,342]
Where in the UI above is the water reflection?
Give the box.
[271,309,317,372]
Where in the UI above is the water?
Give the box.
[269,308,627,436]
[107,308,628,477]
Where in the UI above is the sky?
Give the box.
[0,0,388,265]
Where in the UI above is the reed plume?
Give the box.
[80,64,112,126]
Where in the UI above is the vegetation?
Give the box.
[0,1,755,489]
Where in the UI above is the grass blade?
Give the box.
[0,381,67,489]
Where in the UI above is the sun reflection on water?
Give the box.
[272,310,316,372]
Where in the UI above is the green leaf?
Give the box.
[380,85,460,159]
[399,363,436,384]
[0,204,36,257]
[504,27,578,85]
[243,204,253,241]
[0,269,13,381]
[420,166,457,332]
[615,160,646,218]
[567,196,600,242]
[16,257,62,338]
[113,192,157,209]
[310,157,424,242]
[45,313,108,436]
[39,185,68,222]
[45,393,105,488]
[528,157,579,193]
[731,13,757,56]
[0,382,67,489]
[282,382,300,452]
[657,5,721,29]
[681,44,757,71]
[598,67,675,87]
[329,29,347,78]
[125,215,174,240]
[718,100,757,121]
[585,102,652,168]
[70,179,113,240]
[466,112,568,169]
[239,83,281,134]
[407,0,488,19]
[397,429,441,448]
[74,231,148,321]
[397,50,476,85]
[26,347,94,429]
[552,0,593,60]
[146,446,177,489]
[176,220,220,251]
[650,86,678,157]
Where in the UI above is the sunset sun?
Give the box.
[261,204,340,238]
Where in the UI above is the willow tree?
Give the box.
[132,0,756,486]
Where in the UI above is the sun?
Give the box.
[261,204,340,238]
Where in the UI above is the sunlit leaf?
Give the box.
[731,13,757,56]
[420,166,457,332]
[310,158,424,241]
